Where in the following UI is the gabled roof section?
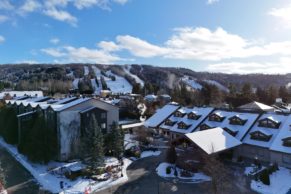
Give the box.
[144,103,180,128]
[199,110,259,140]
[238,101,274,112]
[186,127,242,155]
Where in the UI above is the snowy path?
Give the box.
[91,78,101,95]
[84,66,89,76]
[123,66,144,87]
[72,78,79,90]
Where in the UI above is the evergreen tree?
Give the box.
[166,146,177,164]
[279,86,289,102]
[105,122,124,158]
[267,86,278,105]
[89,115,104,169]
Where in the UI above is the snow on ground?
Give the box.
[91,79,101,95]
[0,138,132,194]
[105,71,132,94]
[250,167,291,194]
[156,162,211,183]
[203,80,229,93]
[181,76,202,90]
[72,78,80,90]
[123,65,144,87]
[84,66,89,76]
[140,151,161,158]
[124,134,139,150]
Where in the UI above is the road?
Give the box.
[0,147,40,194]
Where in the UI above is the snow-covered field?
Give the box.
[181,76,203,90]
[123,65,144,87]
[72,78,80,90]
[0,138,132,194]
[105,71,132,94]
[140,151,161,158]
[84,66,89,76]
[247,166,291,194]
[91,79,101,95]
[204,80,229,93]
[156,162,211,183]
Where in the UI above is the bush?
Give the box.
[259,169,270,185]
[166,166,171,174]
[268,163,279,174]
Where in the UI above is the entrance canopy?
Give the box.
[186,127,242,154]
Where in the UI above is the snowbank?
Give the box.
[0,138,132,193]
[250,167,291,194]
[156,162,211,183]
[140,151,161,158]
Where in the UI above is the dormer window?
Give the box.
[250,130,272,142]
[174,110,185,118]
[165,119,176,126]
[208,113,225,122]
[187,112,201,120]
[229,115,247,126]
[258,117,281,129]
[223,127,238,137]
[200,124,212,131]
[282,137,291,147]
[177,121,191,130]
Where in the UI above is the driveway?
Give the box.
[95,150,255,194]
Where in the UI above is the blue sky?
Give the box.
[0,0,291,74]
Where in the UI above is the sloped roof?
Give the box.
[144,104,180,128]
[238,101,274,111]
[186,127,242,154]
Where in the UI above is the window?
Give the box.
[229,117,247,126]
[200,124,211,131]
[187,113,201,120]
[101,123,106,129]
[208,114,225,122]
[177,122,191,130]
[250,131,272,142]
[101,113,106,119]
[174,111,184,118]
[223,127,238,137]
[165,119,176,126]
[282,137,291,147]
[282,155,291,164]
[258,118,281,129]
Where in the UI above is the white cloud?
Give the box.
[269,4,291,27]
[206,58,291,74]
[113,0,128,5]
[43,8,78,26]
[116,35,169,57]
[41,48,66,57]
[207,0,219,5]
[74,0,109,10]
[101,27,291,61]
[19,0,41,14]
[50,38,60,45]
[0,0,14,10]
[0,15,9,23]
[41,45,127,64]
[0,35,5,43]
[98,41,121,52]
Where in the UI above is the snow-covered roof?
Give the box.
[0,91,43,99]
[6,97,91,112]
[159,107,214,134]
[238,101,274,112]
[199,110,259,140]
[144,94,157,101]
[270,115,291,154]
[243,113,288,148]
[144,104,180,128]
[186,127,242,154]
